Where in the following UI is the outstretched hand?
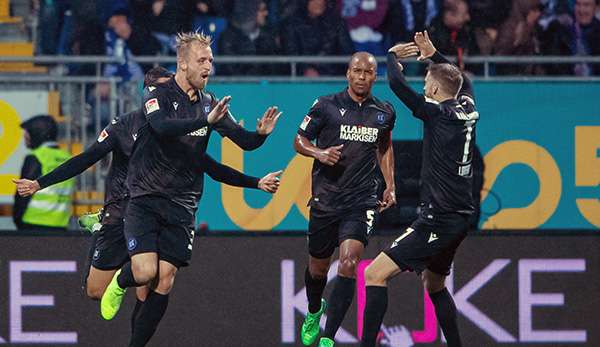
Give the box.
[12,178,41,197]
[207,96,232,124]
[258,170,282,193]
[388,42,420,60]
[256,106,282,135]
[414,31,436,61]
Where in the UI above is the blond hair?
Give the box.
[175,31,212,57]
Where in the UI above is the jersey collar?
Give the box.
[341,88,374,109]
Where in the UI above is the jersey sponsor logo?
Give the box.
[97,129,109,143]
[145,98,160,114]
[299,116,311,131]
[339,124,379,143]
[173,101,179,110]
[339,108,347,117]
[188,126,208,137]
[428,232,439,243]
[377,113,385,124]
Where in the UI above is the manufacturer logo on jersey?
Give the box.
[173,101,179,110]
[127,238,137,251]
[145,98,160,114]
[132,133,138,141]
[339,125,379,143]
[148,86,156,92]
[97,129,109,143]
[111,118,118,125]
[339,108,347,117]
[300,116,311,131]
[188,126,208,137]
[428,232,439,243]
[92,249,100,260]
[377,113,385,124]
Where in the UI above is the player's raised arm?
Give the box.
[13,126,116,197]
[414,31,474,99]
[144,85,231,136]
[386,43,429,117]
[201,154,281,193]
[213,96,282,150]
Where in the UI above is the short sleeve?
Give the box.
[297,98,326,141]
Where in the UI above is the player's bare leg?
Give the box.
[422,270,462,347]
[86,267,116,300]
[301,256,330,345]
[101,252,157,320]
[319,239,364,346]
[129,260,177,346]
[360,253,402,347]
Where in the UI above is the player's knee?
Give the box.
[132,261,157,284]
[155,269,177,294]
[337,256,360,277]
[364,265,386,286]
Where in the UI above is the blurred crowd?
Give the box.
[34,0,600,79]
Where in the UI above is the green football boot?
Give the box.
[100,269,126,320]
[77,211,102,234]
[318,337,334,347]
[301,298,327,345]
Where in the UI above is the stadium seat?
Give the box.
[0,0,22,23]
[0,42,47,73]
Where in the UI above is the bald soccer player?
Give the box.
[294,52,397,347]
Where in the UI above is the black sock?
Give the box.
[360,286,388,347]
[305,268,327,313]
[130,299,144,335]
[117,262,139,288]
[129,290,169,347]
[82,232,100,291]
[323,276,355,339]
[430,288,462,347]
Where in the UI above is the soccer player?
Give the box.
[294,52,397,347]
[360,31,479,347]
[100,32,281,346]
[12,66,282,329]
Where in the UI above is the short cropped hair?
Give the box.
[428,63,463,96]
[175,31,212,58]
[143,66,173,87]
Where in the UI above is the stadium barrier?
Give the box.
[0,232,597,346]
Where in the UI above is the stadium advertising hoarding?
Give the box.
[0,91,49,204]
[0,234,597,346]
[202,82,600,230]
[1,82,598,229]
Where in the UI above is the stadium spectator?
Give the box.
[195,0,233,16]
[468,0,512,55]
[281,0,354,76]
[427,0,478,70]
[129,0,196,54]
[217,0,283,75]
[103,6,143,81]
[541,0,600,75]
[384,0,439,46]
[495,0,544,75]
[336,0,389,56]
[34,0,72,55]
[13,116,74,231]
